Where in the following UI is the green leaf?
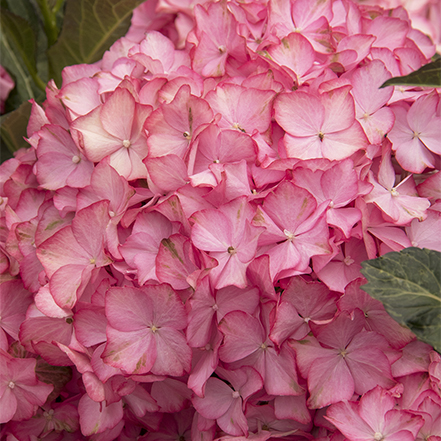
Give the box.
[0,8,44,100]
[380,58,441,88]
[47,0,145,86]
[360,247,441,353]
[0,100,32,156]
[1,1,50,86]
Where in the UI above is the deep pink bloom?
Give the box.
[102,284,191,376]
[0,350,53,423]
[325,385,424,441]
[291,309,396,409]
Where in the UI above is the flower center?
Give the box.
[232,390,240,399]
[8,381,15,389]
[150,325,159,333]
[44,409,55,420]
[218,45,226,54]
[374,433,384,441]
[72,155,81,164]
[390,187,399,197]
[183,131,190,139]
[318,131,325,141]
[228,246,237,255]
[122,139,131,148]
[284,229,295,241]
[343,256,355,266]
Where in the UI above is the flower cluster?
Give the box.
[1,0,440,440]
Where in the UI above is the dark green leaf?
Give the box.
[0,9,43,100]
[2,0,41,32]
[1,1,50,85]
[380,59,441,88]
[0,101,32,156]
[361,247,441,352]
[47,0,145,86]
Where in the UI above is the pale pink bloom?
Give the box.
[36,201,112,309]
[72,87,152,180]
[415,396,441,441]
[191,1,247,77]
[205,83,275,134]
[0,350,53,423]
[275,87,368,161]
[146,84,213,159]
[364,145,431,225]
[58,77,101,120]
[191,197,263,289]
[417,170,441,203]
[253,180,331,280]
[388,92,441,173]
[325,386,424,441]
[187,124,257,184]
[350,60,395,145]
[335,35,376,71]
[293,159,363,238]
[129,30,191,75]
[264,33,317,86]
[76,160,135,259]
[119,210,178,285]
[268,0,335,53]
[156,233,199,289]
[406,210,441,251]
[0,65,14,113]
[35,125,94,190]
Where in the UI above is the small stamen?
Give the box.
[232,390,240,398]
[227,246,237,255]
[122,140,131,148]
[284,229,295,241]
[72,155,81,164]
[8,381,15,389]
[343,256,355,266]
